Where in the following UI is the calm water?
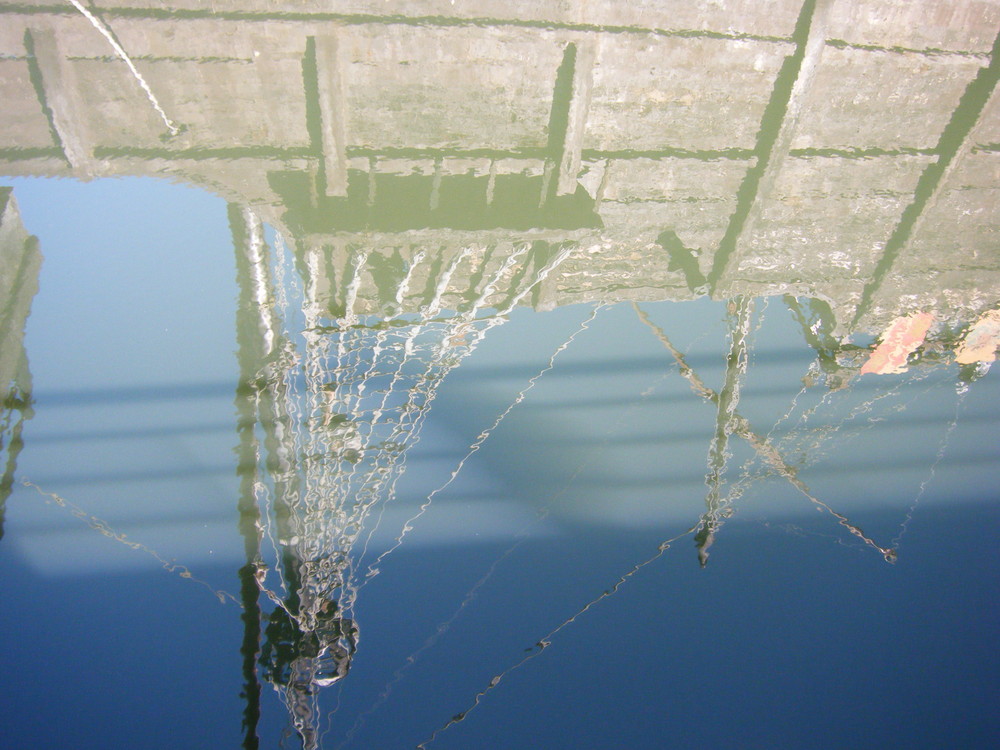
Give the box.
[1,3,999,749]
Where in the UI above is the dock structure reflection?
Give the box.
[0,0,998,331]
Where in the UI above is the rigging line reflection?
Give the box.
[344,243,530,506]
[416,524,700,750]
[351,246,478,566]
[776,377,890,454]
[344,369,673,748]
[314,247,369,579]
[891,392,966,550]
[697,296,755,567]
[754,364,944,505]
[360,300,602,588]
[21,480,241,605]
[779,367,941,456]
[234,230,579,747]
[758,519,867,552]
[355,250,427,401]
[632,302,898,562]
[338,244,536,599]
[348,243,571,585]
[66,0,180,136]
[323,333,471,611]
[760,297,842,444]
[301,242,547,736]
[324,248,430,585]
[425,245,474,319]
[335,517,542,750]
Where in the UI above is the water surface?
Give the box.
[1,2,999,748]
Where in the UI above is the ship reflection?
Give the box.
[229,194,584,746]
[225,197,994,747]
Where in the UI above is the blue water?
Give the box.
[1,178,998,750]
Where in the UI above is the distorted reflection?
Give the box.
[0,188,40,541]
[1,1,998,748]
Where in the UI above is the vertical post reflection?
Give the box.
[0,189,41,544]
[231,203,264,749]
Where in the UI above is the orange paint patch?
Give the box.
[860,312,934,375]
[955,309,1000,365]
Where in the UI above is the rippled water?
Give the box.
[1,3,999,748]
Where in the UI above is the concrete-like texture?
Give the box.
[0,0,997,333]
